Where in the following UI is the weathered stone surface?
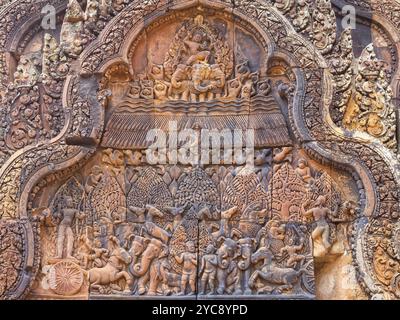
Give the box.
[0,0,399,300]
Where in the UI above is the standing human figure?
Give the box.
[55,196,85,259]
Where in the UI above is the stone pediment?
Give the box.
[0,0,400,302]
[100,12,293,150]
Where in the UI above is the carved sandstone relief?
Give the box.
[0,0,399,301]
[27,149,305,298]
[26,142,360,299]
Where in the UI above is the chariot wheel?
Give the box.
[301,259,315,295]
[49,261,84,296]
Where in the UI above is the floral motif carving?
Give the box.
[0,0,399,301]
[0,220,28,300]
[343,44,397,150]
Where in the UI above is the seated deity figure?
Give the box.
[295,158,314,186]
[178,26,228,103]
[54,196,86,259]
[183,30,211,67]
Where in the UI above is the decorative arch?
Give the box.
[0,0,399,300]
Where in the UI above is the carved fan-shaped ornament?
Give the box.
[222,170,269,236]
[269,163,307,221]
[174,167,219,211]
[89,171,125,221]
[248,183,269,207]
[222,171,261,211]
[48,261,84,296]
[127,167,173,209]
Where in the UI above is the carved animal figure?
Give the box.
[143,221,171,244]
[128,205,170,243]
[146,246,181,295]
[128,235,149,270]
[170,64,191,100]
[216,237,239,294]
[145,205,164,222]
[235,238,255,295]
[85,166,103,195]
[165,205,186,231]
[273,147,293,165]
[190,61,214,102]
[249,246,304,294]
[87,237,132,294]
[131,238,164,295]
[208,64,226,100]
[141,205,171,243]
[127,206,146,223]
[212,206,238,239]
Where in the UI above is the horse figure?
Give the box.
[87,236,132,294]
[249,246,304,294]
